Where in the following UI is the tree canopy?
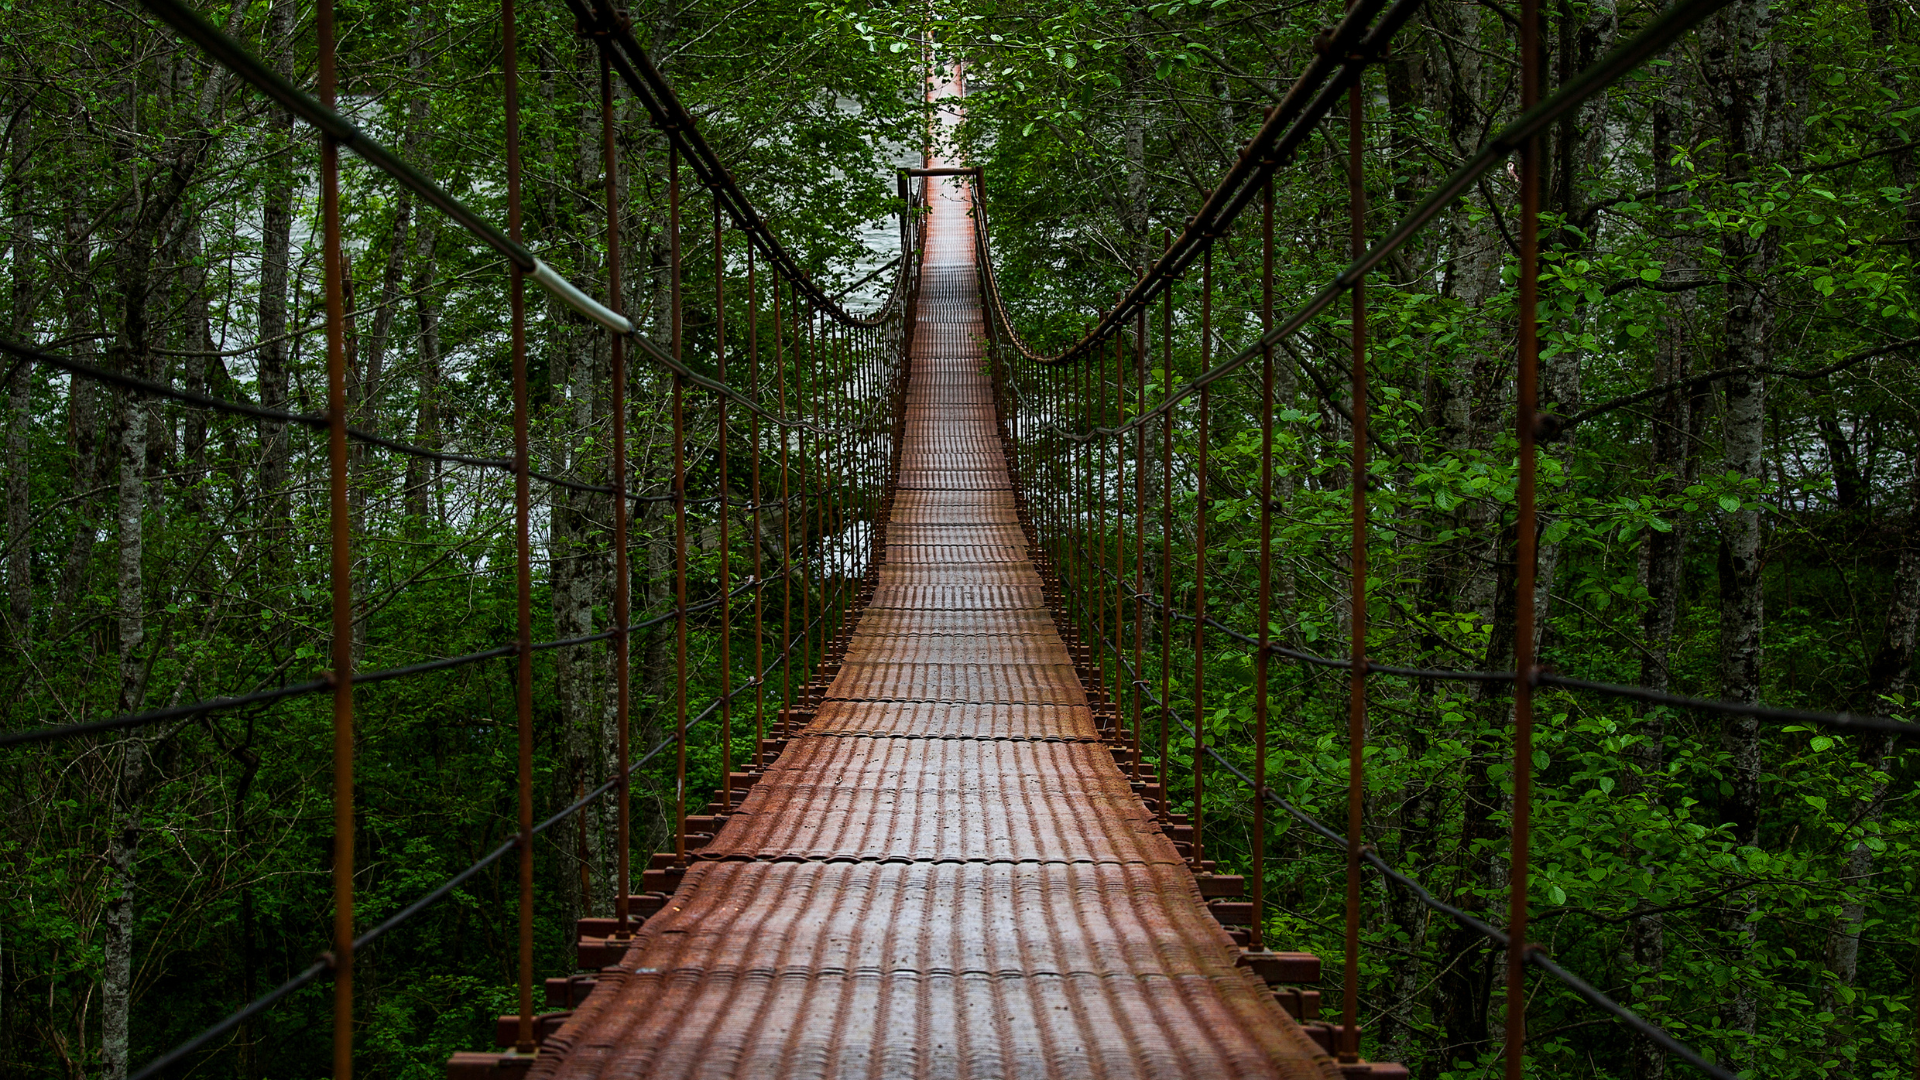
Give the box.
[1,0,1915,1076]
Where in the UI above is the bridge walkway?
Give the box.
[522,167,1343,1080]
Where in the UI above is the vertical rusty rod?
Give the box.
[830,325,843,647]
[1092,352,1101,682]
[600,52,632,937]
[1121,328,1128,757]
[1191,245,1210,873]
[1095,335,1109,706]
[800,308,814,688]
[317,0,354,1071]
[776,276,792,728]
[1121,294,1136,780]
[1253,175,1275,954]
[670,143,689,866]
[716,202,732,811]
[1507,0,1543,1069]
[1158,282,1173,825]
[749,244,765,757]
[1113,328,1127,765]
[1342,63,1370,1065]
[502,0,535,1053]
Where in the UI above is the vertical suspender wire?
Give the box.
[1057,363,1066,624]
[1507,0,1544,1069]
[749,246,765,759]
[1092,353,1101,673]
[1063,363,1074,632]
[841,324,846,638]
[1096,339,1110,710]
[1253,175,1275,955]
[821,314,830,681]
[828,325,839,650]
[1075,356,1086,680]
[815,316,827,678]
[670,143,689,866]
[1093,347,1102,699]
[1070,361,1082,644]
[827,321,837,666]
[600,52,632,939]
[831,325,844,647]
[1114,330,1127,754]
[829,323,840,660]
[501,0,536,1053]
[715,202,732,811]
[1066,358,1077,638]
[777,276,792,733]
[801,309,815,692]
[1113,332,1121,711]
[317,1,355,1072]
[798,309,811,694]
[1191,245,1211,873]
[821,324,833,659]
[1082,346,1094,693]
[1158,283,1174,826]
[1343,62,1369,1064]
[1132,296,1147,786]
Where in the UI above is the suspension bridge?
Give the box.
[4,0,1913,1077]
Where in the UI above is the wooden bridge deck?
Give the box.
[519,171,1343,1080]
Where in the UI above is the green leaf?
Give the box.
[1810,735,1834,752]
[1639,267,1661,282]
[1717,494,1741,513]
[1546,885,1567,905]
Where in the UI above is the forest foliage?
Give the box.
[1,0,1916,1077]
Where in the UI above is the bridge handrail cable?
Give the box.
[136,0,913,423]
[1060,538,1920,738]
[973,0,1741,429]
[968,0,1422,367]
[1092,628,1739,1080]
[123,606,830,1080]
[0,573,780,750]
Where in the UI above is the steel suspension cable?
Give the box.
[135,0,892,435]
[988,0,1741,450]
[125,611,827,1080]
[0,574,776,751]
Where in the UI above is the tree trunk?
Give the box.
[1707,0,1779,1053]
[255,0,298,531]
[53,156,108,632]
[7,101,31,641]
[400,10,442,526]
[101,736,148,1080]
[1622,62,1705,1080]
